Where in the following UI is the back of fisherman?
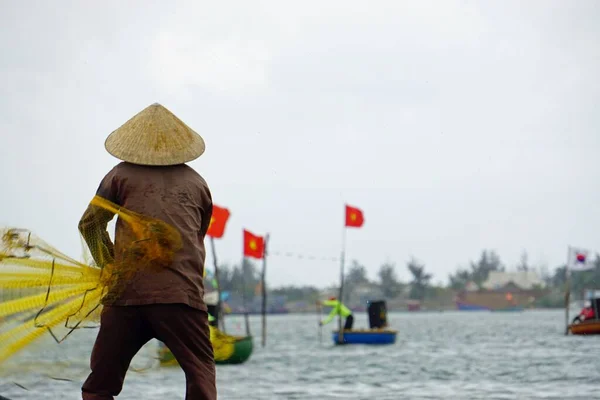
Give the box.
[79,103,216,400]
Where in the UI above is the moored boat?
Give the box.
[158,329,254,366]
[568,319,600,335]
[158,291,253,366]
[567,290,600,336]
[455,301,490,311]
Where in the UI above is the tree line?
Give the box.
[207,249,600,307]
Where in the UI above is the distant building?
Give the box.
[456,271,547,311]
[482,271,545,291]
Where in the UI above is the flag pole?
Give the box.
[241,253,251,337]
[337,214,347,345]
[261,233,270,347]
[565,245,571,335]
[209,237,226,333]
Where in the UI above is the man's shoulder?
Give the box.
[107,163,209,189]
[107,161,132,175]
[180,164,209,185]
[98,162,126,182]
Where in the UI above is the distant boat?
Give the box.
[158,329,253,366]
[568,320,600,335]
[455,301,523,312]
[407,300,421,312]
[567,291,600,336]
[330,300,398,345]
[456,301,489,311]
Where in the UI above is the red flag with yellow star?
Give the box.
[243,229,265,259]
[207,205,231,238]
[345,205,364,228]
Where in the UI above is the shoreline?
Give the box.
[226,307,565,316]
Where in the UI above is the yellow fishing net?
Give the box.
[0,195,182,364]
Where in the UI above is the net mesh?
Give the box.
[0,195,182,364]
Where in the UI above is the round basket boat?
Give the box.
[331,328,398,345]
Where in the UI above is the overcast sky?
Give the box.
[1,1,598,288]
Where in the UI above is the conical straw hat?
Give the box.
[105,103,205,166]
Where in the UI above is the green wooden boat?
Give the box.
[158,328,253,366]
[212,334,253,365]
[157,287,253,366]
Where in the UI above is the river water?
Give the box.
[1,310,598,399]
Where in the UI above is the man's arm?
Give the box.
[321,307,337,325]
[79,169,120,268]
[78,201,116,268]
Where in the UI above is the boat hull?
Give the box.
[569,320,600,335]
[331,329,397,345]
[216,335,253,365]
[158,330,253,366]
[456,301,490,311]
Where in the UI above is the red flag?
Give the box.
[207,205,231,238]
[243,229,265,259]
[345,205,364,228]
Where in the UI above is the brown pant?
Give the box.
[82,304,216,400]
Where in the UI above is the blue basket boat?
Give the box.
[332,329,398,345]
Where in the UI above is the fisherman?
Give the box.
[78,103,216,400]
[318,296,354,330]
[573,300,595,323]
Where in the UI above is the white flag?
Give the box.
[568,247,594,271]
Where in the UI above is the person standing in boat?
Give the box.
[78,103,216,400]
[319,296,354,330]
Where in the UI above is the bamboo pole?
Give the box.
[261,234,270,347]
[337,224,347,345]
[209,237,226,333]
[317,301,322,343]
[241,254,251,337]
[565,246,571,335]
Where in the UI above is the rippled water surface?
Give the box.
[1,310,599,399]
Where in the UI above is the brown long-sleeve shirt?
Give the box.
[79,162,213,311]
